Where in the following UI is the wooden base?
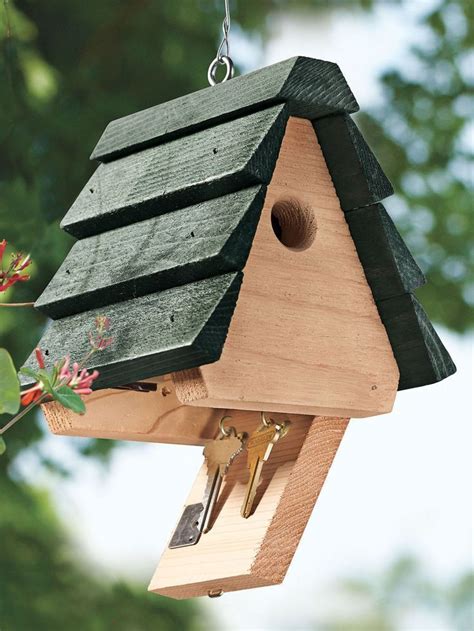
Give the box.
[41,375,220,446]
[42,381,349,598]
[149,412,349,599]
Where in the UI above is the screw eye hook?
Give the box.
[208,0,234,86]
[219,415,234,437]
[207,55,234,86]
[260,411,272,427]
[260,412,290,437]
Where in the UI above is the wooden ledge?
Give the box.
[41,376,220,446]
[149,412,349,599]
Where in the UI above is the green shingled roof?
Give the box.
[22,56,455,392]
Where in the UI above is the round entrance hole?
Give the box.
[270,198,317,251]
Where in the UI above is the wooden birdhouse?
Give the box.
[22,57,456,599]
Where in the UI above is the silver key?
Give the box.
[169,423,246,548]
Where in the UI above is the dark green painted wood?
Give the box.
[91,56,358,162]
[36,186,265,319]
[376,293,456,390]
[313,114,393,211]
[61,104,288,239]
[22,273,242,390]
[346,203,426,300]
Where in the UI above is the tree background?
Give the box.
[0,0,472,629]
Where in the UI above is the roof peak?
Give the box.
[90,56,358,162]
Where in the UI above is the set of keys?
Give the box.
[169,413,290,549]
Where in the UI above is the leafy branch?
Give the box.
[0,239,113,454]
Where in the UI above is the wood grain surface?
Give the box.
[313,114,393,211]
[23,273,242,389]
[377,293,456,389]
[346,202,426,300]
[91,56,358,162]
[174,117,400,417]
[36,186,265,319]
[149,412,349,599]
[41,375,222,445]
[61,105,288,238]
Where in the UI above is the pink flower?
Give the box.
[0,239,32,293]
[20,348,100,406]
[20,316,111,408]
[58,356,99,395]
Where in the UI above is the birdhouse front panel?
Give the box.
[173,116,400,418]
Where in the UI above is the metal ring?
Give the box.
[219,415,233,437]
[261,411,272,428]
[207,55,234,86]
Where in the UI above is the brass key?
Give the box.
[169,418,247,548]
[241,413,290,519]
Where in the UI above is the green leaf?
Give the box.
[36,369,54,394]
[52,385,86,415]
[19,366,40,381]
[0,349,21,415]
[51,357,65,385]
[51,363,59,386]
[0,436,6,455]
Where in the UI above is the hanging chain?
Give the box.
[207,0,234,86]
[216,0,231,60]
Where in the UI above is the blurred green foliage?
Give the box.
[360,0,473,332]
[0,0,472,629]
[318,556,474,631]
[0,475,204,631]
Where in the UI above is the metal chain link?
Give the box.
[207,0,234,86]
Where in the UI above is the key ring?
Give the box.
[260,411,290,437]
[207,55,234,86]
[219,415,234,437]
[261,411,272,427]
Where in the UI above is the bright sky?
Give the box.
[17,3,473,631]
